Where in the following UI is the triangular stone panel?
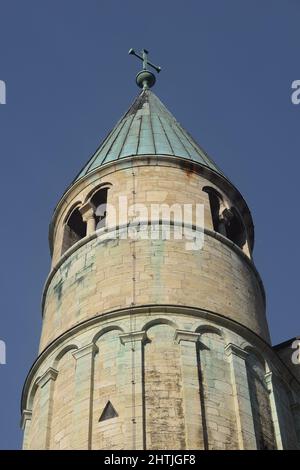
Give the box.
[99,401,118,422]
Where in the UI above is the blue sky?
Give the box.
[0,0,299,449]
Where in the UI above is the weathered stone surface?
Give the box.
[21,158,300,450]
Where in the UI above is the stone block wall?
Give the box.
[41,230,268,351]
[21,157,300,450]
[22,311,300,450]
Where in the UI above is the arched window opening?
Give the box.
[62,207,87,254]
[90,188,108,230]
[203,187,226,236]
[203,186,247,250]
[225,207,246,249]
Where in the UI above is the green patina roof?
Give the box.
[74,89,223,182]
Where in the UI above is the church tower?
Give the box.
[21,51,300,450]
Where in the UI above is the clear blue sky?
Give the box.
[0,0,299,449]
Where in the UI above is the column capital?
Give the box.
[119,330,147,345]
[36,367,58,388]
[72,343,98,361]
[21,409,32,430]
[225,343,249,360]
[79,201,95,222]
[174,330,201,344]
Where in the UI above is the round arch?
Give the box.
[195,324,224,338]
[142,317,179,332]
[92,325,124,344]
[84,182,112,204]
[27,376,41,410]
[52,344,78,369]
[63,201,83,224]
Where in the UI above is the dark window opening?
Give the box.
[62,207,87,254]
[204,188,221,232]
[99,401,118,422]
[203,187,226,236]
[224,207,246,249]
[91,188,108,229]
[203,186,247,250]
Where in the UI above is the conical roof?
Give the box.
[74,89,224,182]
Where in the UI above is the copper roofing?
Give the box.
[73,89,224,182]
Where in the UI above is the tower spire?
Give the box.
[128,48,161,89]
[22,52,300,452]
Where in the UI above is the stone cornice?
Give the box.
[72,343,98,360]
[225,343,249,360]
[174,330,201,344]
[36,367,58,388]
[119,331,147,345]
[42,221,265,315]
[20,409,32,430]
[21,304,300,417]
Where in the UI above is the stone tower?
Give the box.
[21,61,300,450]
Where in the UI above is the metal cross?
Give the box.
[128,48,161,73]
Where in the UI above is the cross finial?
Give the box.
[128,48,161,89]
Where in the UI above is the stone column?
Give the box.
[36,367,58,449]
[71,343,98,450]
[80,202,96,236]
[225,343,257,449]
[264,372,284,449]
[264,371,299,449]
[174,330,203,449]
[21,410,32,450]
[119,331,147,450]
